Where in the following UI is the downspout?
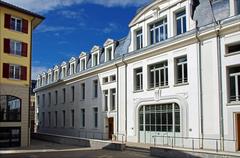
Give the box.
[121,55,128,142]
[114,62,119,136]
[195,24,204,149]
[28,17,35,146]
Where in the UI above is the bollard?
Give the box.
[192,139,194,150]
[216,140,218,152]
[172,138,173,148]
[154,137,156,147]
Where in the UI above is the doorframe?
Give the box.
[236,113,240,151]
[108,117,114,139]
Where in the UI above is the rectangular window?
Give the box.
[237,0,240,14]
[10,17,22,32]
[136,29,143,50]
[81,109,85,128]
[42,94,45,107]
[150,18,168,45]
[110,89,116,111]
[71,109,74,128]
[93,80,98,98]
[9,64,21,80]
[176,10,186,35]
[48,92,51,106]
[55,90,58,105]
[93,53,98,66]
[106,47,113,61]
[37,95,40,106]
[62,67,66,78]
[149,61,168,89]
[110,75,116,82]
[10,40,22,56]
[229,66,240,102]
[103,77,108,84]
[71,86,75,102]
[62,110,65,127]
[62,88,66,103]
[70,64,75,75]
[134,67,143,91]
[48,112,51,127]
[55,111,58,127]
[176,56,188,84]
[81,59,86,71]
[104,90,108,111]
[226,43,240,54]
[42,112,45,127]
[81,83,85,100]
[93,108,98,128]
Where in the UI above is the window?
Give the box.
[9,64,21,80]
[48,112,51,127]
[93,108,98,128]
[229,66,240,102]
[10,17,22,32]
[62,110,65,127]
[80,59,86,71]
[110,89,116,111]
[93,80,98,98]
[110,75,116,82]
[139,103,180,132]
[55,111,58,127]
[150,18,168,45]
[226,43,240,54]
[54,71,58,81]
[176,56,188,84]
[149,61,168,89]
[176,10,186,35]
[42,94,45,107]
[70,64,75,75]
[0,127,21,147]
[62,67,66,78]
[55,91,58,105]
[71,109,74,128]
[0,95,21,122]
[136,29,143,50]
[48,74,52,84]
[42,112,45,127]
[81,109,85,128]
[71,86,75,102]
[81,83,85,100]
[106,47,113,61]
[134,67,143,91]
[103,77,108,84]
[10,40,22,56]
[236,0,240,14]
[37,96,40,106]
[92,53,98,66]
[104,90,108,111]
[48,93,51,106]
[62,88,66,103]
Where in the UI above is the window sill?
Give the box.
[133,90,144,93]
[174,82,189,87]
[8,53,25,58]
[227,102,240,106]
[224,51,240,57]
[147,85,170,91]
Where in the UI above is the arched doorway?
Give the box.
[139,103,180,144]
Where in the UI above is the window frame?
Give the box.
[228,66,240,103]
[110,89,116,111]
[136,29,143,50]
[9,64,21,80]
[134,67,143,91]
[175,55,188,85]
[175,9,186,35]
[10,40,22,56]
[10,16,22,32]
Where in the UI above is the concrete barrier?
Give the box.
[32,133,125,151]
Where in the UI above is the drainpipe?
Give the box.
[121,55,128,142]
[195,24,204,149]
[114,62,119,136]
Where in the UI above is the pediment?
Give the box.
[53,65,59,70]
[79,52,87,58]
[61,61,67,66]
[69,57,76,63]
[91,45,100,53]
[47,69,52,73]
[41,72,46,76]
[104,38,114,47]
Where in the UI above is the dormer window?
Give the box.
[80,58,86,71]
[150,18,167,45]
[62,67,66,78]
[54,70,58,81]
[176,9,186,35]
[236,0,240,15]
[105,46,113,62]
[70,63,75,75]
[48,73,52,84]
[136,29,143,50]
[92,53,99,67]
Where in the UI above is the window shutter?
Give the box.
[4,38,10,54]
[3,63,9,78]
[21,42,28,57]
[22,19,28,34]
[21,66,27,80]
[4,14,11,29]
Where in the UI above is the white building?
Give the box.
[34,0,240,152]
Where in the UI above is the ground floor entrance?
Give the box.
[108,118,114,139]
[139,103,180,144]
[237,114,240,150]
[0,127,21,148]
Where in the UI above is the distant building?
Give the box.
[30,80,37,133]
[35,0,240,152]
[0,1,44,147]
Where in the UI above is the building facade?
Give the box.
[35,0,240,152]
[0,1,44,147]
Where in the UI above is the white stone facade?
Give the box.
[35,0,240,152]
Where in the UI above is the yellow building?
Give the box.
[0,1,44,147]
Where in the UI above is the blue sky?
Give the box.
[4,0,150,79]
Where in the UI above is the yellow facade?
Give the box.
[0,1,44,148]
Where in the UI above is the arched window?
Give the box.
[139,103,180,133]
[0,95,21,122]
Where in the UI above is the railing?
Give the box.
[152,135,236,152]
[78,130,125,144]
